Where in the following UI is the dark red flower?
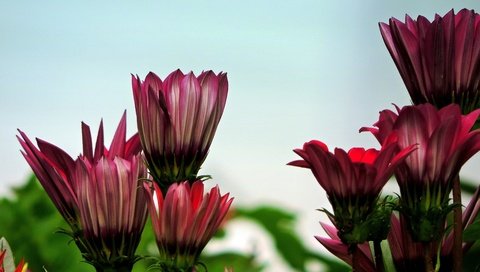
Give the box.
[361,103,480,241]
[318,187,479,272]
[316,223,375,272]
[289,139,414,244]
[380,9,480,113]
[388,187,480,271]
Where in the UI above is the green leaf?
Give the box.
[463,219,480,242]
[460,179,479,195]
[0,175,93,272]
[234,206,349,272]
[201,252,263,271]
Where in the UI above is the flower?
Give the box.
[361,103,480,241]
[144,180,233,270]
[316,223,375,272]
[379,9,480,113]
[388,187,480,271]
[318,187,479,272]
[0,251,28,272]
[132,70,228,187]
[75,152,148,270]
[289,139,414,244]
[0,238,29,272]
[18,112,147,271]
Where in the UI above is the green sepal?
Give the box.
[320,196,395,245]
[398,201,456,242]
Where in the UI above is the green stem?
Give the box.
[424,242,434,272]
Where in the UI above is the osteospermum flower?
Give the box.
[132,70,228,188]
[318,187,479,272]
[379,9,480,113]
[144,180,233,271]
[75,153,148,271]
[316,223,375,272]
[289,139,414,244]
[0,251,28,272]
[0,238,29,272]
[18,112,147,271]
[388,187,479,272]
[361,103,480,241]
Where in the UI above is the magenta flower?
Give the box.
[144,180,233,270]
[388,188,480,271]
[0,238,29,272]
[18,113,147,271]
[75,153,148,271]
[361,103,480,241]
[379,9,480,112]
[132,70,228,187]
[318,188,479,272]
[316,223,375,272]
[289,139,414,244]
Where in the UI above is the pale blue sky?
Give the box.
[1,1,480,269]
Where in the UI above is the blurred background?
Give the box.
[1,1,480,271]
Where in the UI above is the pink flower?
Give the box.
[0,251,28,272]
[379,9,480,112]
[75,154,148,270]
[316,223,375,272]
[318,187,479,272]
[289,139,414,244]
[388,187,480,271]
[0,238,29,272]
[289,139,413,201]
[132,70,228,186]
[18,112,147,270]
[361,103,480,241]
[144,180,233,270]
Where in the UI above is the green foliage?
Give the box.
[460,179,479,195]
[0,175,92,272]
[234,206,350,272]
[201,252,263,272]
[463,219,480,242]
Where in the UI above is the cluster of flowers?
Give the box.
[17,70,233,271]
[290,9,480,272]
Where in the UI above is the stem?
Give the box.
[424,242,435,272]
[373,240,384,272]
[350,244,361,272]
[452,175,462,272]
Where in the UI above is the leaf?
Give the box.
[201,252,263,272]
[463,219,480,242]
[0,175,93,272]
[460,179,479,195]
[234,206,349,272]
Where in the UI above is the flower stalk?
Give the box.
[373,240,384,272]
[452,175,462,272]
